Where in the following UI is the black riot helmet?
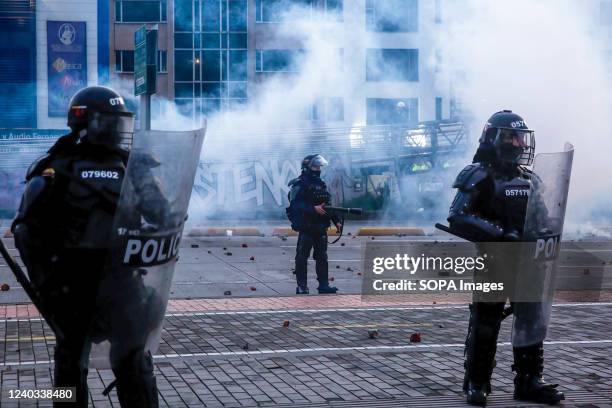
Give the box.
[301,154,329,178]
[475,110,535,166]
[67,86,135,150]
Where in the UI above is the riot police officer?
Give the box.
[447,110,564,405]
[11,86,164,407]
[287,155,342,294]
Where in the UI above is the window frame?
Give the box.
[115,0,167,23]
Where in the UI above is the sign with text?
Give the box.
[47,21,87,117]
[134,25,147,96]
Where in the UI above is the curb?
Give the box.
[189,227,264,237]
[272,227,340,237]
[356,227,425,236]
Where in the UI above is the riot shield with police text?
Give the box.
[87,127,205,369]
[511,143,573,347]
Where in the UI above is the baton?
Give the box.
[435,222,475,242]
[0,237,64,341]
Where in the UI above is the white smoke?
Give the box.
[114,1,611,225]
[435,0,612,225]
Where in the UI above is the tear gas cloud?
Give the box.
[435,0,612,227]
[144,1,610,226]
[11,1,608,226]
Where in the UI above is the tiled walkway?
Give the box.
[1,299,611,407]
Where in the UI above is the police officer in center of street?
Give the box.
[447,110,564,405]
[11,86,166,407]
[286,155,342,295]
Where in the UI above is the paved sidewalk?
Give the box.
[0,299,611,407]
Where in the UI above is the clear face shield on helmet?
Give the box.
[309,154,329,169]
[493,128,535,166]
[86,111,135,151]
[304,154,329,178]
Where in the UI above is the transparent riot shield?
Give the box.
[511,143,574,347]
[87,128,205,369]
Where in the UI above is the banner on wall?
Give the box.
[47,21,87,117]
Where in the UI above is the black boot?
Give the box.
[463,303,504,406]
[296,286,309,295]
[317,284,338,294]
[54,346,89,408]
[513,343,564,404]
[114,350,159,408]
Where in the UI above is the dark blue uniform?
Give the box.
[287,172,339,292]
[12,132,165,408]
[446,110,563,405]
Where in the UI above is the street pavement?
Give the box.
[0,222,611,406]
[0,299,611,407]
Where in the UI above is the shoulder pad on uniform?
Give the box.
[287,177,300,187]
[452,163,488,190]
[47,133,77,155]
[25,154,52,180]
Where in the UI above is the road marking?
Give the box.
[1,302,612,323]
[0,336,54,343]
[298,322,433,330]
[2,339,611,367]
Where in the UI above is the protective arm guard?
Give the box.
[447,164,504,242]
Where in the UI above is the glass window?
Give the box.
[174,33,193,49]
[326,97,344,121]
[365,0,418,32]
[221,51,228,81]
[175,50,194,81]
[202,33,220,49]
[175,98,194,116]
[366,49,418,82]
[222,0,228,32]
[174,0,193,31]
[157,50,167,72]
[366,98,419,125]
[119,1,164,23]
[306,103,319,121]
[255,49,302,72]
[325,0,343,20]
[228,82,247,98]
[202,82,221,97]
[115,1,122,21]
[229,33,247,49]
[175,82,194,97]
[203,0,221,31]
[115,50,135,72]
[202,50,221,81]
[229,50,247,80]
[229,0,248,31]
[435,96,442,120]
[256,0,278,22]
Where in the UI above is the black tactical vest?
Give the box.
[487,170,532,233]
[49,148,127,249]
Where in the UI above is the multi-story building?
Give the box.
[108,0,452,127]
